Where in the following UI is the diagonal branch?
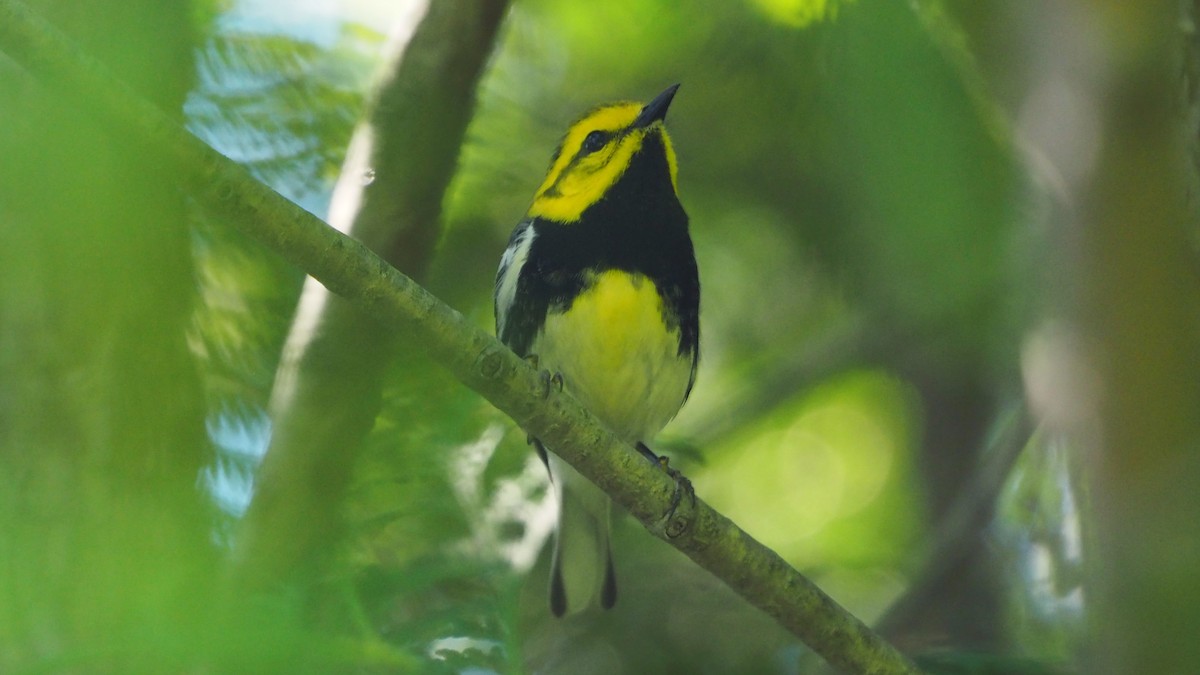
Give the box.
[0,2,922,673]
[873,404,1031,642]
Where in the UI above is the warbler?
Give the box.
[494,84,699,617]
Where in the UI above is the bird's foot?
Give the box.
[637,442,696,538]
[524,354,564,399]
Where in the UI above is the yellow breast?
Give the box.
[533,270,692,443]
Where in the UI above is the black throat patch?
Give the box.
[501,133,700,371]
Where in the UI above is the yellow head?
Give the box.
[528,84,681,223]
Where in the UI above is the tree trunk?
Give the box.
[232,0,510,589]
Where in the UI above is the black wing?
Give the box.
[494,220,541,356]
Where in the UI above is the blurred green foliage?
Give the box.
[994,431,1086,666]
[2,0,1145,672]
[696,371,924,572]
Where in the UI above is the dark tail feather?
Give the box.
[550,556,568,617]
[546,454,614,616]
[548,544,614,616]
[601,547,617,609]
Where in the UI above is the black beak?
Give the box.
[633,83,680,129]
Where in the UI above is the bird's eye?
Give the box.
[581,130,608,155]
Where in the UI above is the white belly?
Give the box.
[532,270,691,443]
